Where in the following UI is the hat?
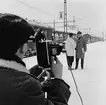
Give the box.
[0,13,35,56]
[77,31,82,34]
[69,33,74,37]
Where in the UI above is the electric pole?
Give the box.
[64,0,67,39]
[53,20,55,29]
[88,28,91,33]
[73,16,76,26]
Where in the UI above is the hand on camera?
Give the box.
[51,57,63,79]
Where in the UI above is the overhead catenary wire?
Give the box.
[17,0,53,18]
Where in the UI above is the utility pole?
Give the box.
[88,28,91,33]
[53,20,55,29]
[73,16,76,26]
[53,20,56,40]
[71,16,76,30]
[64,0,67,40]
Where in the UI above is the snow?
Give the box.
[23,41,106,105]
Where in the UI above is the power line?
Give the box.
[17,0,53,18]
[43,16,82,30]
[43,21,73,24]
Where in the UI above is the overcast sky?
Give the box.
[0,0,106,36]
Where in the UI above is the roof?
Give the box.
[26,19,54,30]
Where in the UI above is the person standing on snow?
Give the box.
[75,31,87,69]
[0,13,71,105]
[65,33,76,70]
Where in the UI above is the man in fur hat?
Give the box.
[75,31,87,69]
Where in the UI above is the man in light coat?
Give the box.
[75,31,87,69]
[65,33,76,70]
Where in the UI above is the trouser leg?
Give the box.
[70,56,74,67]
[75,58,79,69]
[66,56,70,67]
[67,56,74,67]
[81,58,84,69]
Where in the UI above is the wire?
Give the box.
[17,0,53,18]
[70,70,84,105]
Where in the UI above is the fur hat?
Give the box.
[0,13,35,56]
[69,33,74,37]
[77,31,82,34]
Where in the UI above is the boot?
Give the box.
[75,58,79,69]
[81,59,84,69]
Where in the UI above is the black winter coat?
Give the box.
[0,55,71,105]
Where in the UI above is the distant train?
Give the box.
[24,19,71,57]
[26,19,70,42]
[24,19,103,57]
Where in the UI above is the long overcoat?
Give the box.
[75,37,87,58]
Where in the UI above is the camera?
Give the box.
[35,29,63,68]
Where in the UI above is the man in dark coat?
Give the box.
[0,13,71,105]
[75,31,87,69]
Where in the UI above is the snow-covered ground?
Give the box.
[23,41,106,105]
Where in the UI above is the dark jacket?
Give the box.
[0,55,71,105]
[75,37,87,58]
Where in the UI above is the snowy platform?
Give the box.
[23,41,106,105]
